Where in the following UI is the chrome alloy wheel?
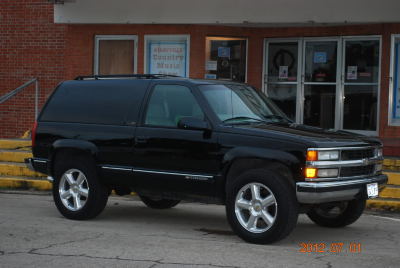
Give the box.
[59,169,89,211]
[234,182,277,233]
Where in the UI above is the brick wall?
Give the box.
[0,0,66,138]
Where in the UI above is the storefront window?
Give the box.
[145,35,190,77]
[391,36,400,125]
[205,37,247,82]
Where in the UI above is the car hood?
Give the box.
[230,122,382,148]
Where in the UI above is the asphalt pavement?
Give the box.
[0,192,399,268]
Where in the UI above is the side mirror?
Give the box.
[177,117,210,131]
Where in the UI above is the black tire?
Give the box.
[307,198,366,228]
[226,168,299,244]
[139,195,180,209]
[53,154,109,220]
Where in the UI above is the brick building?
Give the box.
[1,0,400,156]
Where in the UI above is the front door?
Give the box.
[133,83,220,196]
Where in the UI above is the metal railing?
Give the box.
[0,78,39,119]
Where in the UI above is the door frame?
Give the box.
[263,35,381,136]
[389,34,400,126]
[94,35,138,75]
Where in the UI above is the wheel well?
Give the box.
[50,148,94,177]
[222,158,295,199]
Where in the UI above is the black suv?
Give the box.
[26,74,387,244]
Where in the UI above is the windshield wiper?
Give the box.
[222,116,267,124]
[262,114,291,122]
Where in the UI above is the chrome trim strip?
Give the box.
[132,168,214,179]
[305,173,381,182]
[47,176,54,182]
[307,157,383,168]
[33,159,47,163]
[100,165,214,179]
[101,166,132,172]
[307,146,380,151]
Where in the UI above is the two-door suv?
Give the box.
[26,74,387,244]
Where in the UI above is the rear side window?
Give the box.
[40,80,148,125]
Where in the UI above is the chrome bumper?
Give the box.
[296,174,388,204]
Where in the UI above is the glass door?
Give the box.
[302,40,340,129]
[264,40,301,121]
[264,37,380,134]
[341,38,380,133]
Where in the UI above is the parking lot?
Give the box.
[0,192,399,268]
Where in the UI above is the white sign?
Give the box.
[347,66,358,80]
[279,66,288,79]
[149,42,187,77]
[206,61,217,71]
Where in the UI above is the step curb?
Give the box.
[366,199,400,212]
[0,177,52,191]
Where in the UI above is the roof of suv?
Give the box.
[73,74,246,86]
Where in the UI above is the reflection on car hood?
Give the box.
[233,122,381,148]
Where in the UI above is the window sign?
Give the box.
[145,35,190,77]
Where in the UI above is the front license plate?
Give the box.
[367,183,379,198]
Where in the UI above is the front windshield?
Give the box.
[199,84,291,125]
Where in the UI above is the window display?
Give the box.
[205,37,247,82]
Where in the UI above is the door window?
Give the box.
[266,41,299,121]
[343,40,380,131]
[145,85,204,127]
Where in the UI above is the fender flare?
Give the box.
[48,139,99,175]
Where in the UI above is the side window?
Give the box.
[145,84,204,127]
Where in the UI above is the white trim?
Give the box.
[389,34,400,126]
[144,34,190,77]
[94,35,138,75]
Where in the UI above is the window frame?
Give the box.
[94,35,138,75]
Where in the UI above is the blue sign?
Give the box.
[394,43,400,119]
[313,52,327,64]
[218,47,230,58]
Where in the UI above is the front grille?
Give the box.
[341,148,375,160]
[340,165,375,177]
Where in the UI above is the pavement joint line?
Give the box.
[369,215,400,222]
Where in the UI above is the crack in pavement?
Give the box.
[1,233,240,268]
[7,251,241,268]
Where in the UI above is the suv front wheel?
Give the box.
[53,155,109,220]
[226,168,298,244]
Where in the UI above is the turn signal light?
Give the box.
[306,150,318,161]
[305,168,317,178]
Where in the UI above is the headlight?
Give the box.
[318,151,339,160]
[317,168,339,178]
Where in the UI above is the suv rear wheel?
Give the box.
[53,155,109,220]
[306,199,366,228]
[226,168,298,244]
[139,195,181,209]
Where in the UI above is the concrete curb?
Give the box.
[0,177,52,191]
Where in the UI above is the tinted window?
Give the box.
[145,84,204,127]
[40,80,148,125]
